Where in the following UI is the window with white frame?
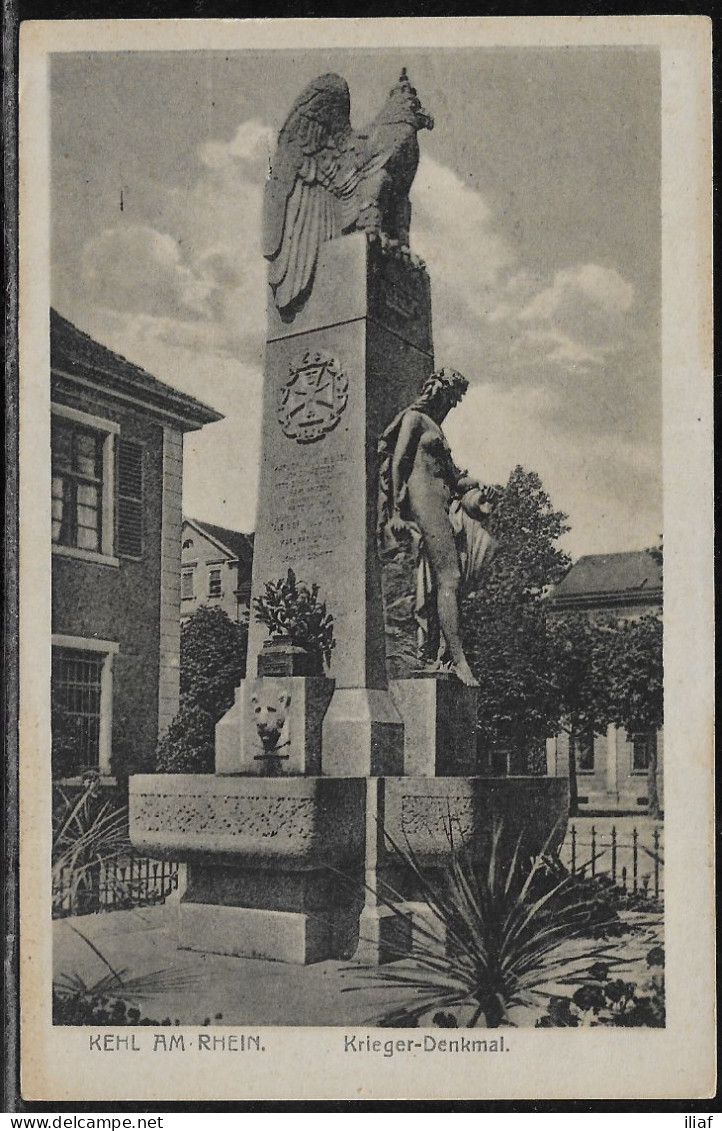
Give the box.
[181,569,195,600]
[51,406,118,561]
[51,636,118,779]
[52,418,104,552]
[208,567,222,598]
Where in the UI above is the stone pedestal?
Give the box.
[130,774,365,965]
[390,676,478,776]
[216,675,334,776]
[245,233,434,776]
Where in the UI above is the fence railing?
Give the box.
[563,824,664,899]
[53,855,180,919]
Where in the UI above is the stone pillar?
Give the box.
[605,722,619,801]
[545,736,557,776]
[246,233,434,777]
[355,777,412,964]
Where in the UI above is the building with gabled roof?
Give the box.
[181,517,254,623]
[546,549,663,815]
[51,308,223,782]
[549,550,662,618]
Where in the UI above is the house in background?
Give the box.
[545,550,663,813]
[51,309,223,781]
[181,518,254,623]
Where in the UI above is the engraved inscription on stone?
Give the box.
[381,274,421,322]
[269,455,345,562]
[277,351,348,443]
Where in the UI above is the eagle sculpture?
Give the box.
[263,69,434,318]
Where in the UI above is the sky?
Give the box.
[50,46,662,560]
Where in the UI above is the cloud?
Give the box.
[72,304,263,535]
[81,224,218,321]
[67,119,659,558]
[198,119,274,172]
[411,154,514,314]
[445,382,662,559]
[515,263,635,365]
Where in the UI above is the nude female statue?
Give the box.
[378,368,498,687]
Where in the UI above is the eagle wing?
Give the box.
[263,74,351,315]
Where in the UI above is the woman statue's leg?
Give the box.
[435,564,479,687]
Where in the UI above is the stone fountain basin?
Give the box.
[129,774,366,869]
[381,776,569,866]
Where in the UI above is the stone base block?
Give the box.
[321,688,404,776]
[355,906,413,965]
[390,677,478,775]
[382,776,570,869]
[215,675,334,776]
[178,903,332,964]
[403,900,447,956]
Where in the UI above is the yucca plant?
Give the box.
[52,775,131,916]
[345,823,629,1028]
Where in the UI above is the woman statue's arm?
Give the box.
[390,410,422,517]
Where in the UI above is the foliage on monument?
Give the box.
[180,604,248,725]
[535,944,665,1027]
[155,701,216,774]
[347,825,623,1029]
[52,774,131,916]
[461,466,571,762]
[253,568,335,667]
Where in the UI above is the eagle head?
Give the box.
[389,67,434,132]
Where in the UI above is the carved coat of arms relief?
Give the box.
[277,351,348,443]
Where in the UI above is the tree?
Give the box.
[155,605,247,773]
[602,615,664,818]
[462,466,571,769]
[545,614,615,814]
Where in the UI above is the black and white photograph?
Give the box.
[17,16,713,1102]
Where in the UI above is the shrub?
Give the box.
[180,605,247,724]
[535,945,665,1027]
[155,700,215,774]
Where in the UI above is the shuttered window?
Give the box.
[117,439,144,557]
[208,567,222,597]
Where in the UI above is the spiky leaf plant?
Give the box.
[53,921,206,1025]
[345,824,629,1028]
[52,776,131,916]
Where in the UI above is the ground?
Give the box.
[53,901,663,1028]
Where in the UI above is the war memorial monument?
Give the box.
[130,69,568,966]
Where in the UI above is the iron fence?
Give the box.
[53,854,180,919]
[563,824,664,899]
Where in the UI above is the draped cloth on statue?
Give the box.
[415,500,497,664]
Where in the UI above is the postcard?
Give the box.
[17,16,714,1102]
